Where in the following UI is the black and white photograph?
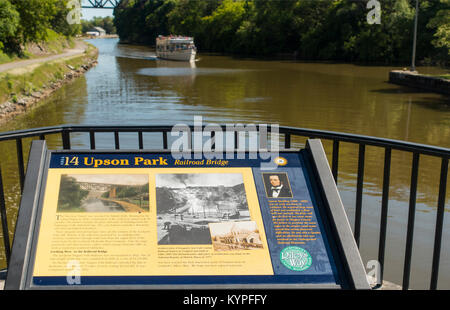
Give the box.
[262,172,293,199]
[210,221,263,251]
[156,173,251,245]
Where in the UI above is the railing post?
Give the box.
[430,157,448,290]
[0,168,11,267]
[16,138,25,191]
[332,140,339,183]
[211,131,216,150]
[114,131,120,150]
[285,133,291,149]
[61,129,71,150]
[89,131,96,150]
[138,131,144,150]
[402,152,420,290]
[378,147,392,286]
[354,144,366,247]
[163,131,168,150]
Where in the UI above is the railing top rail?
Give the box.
[0,124,449,158]
[279,126,450,157]
[0,126,64,141]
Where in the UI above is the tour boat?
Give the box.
[156,35,197,62]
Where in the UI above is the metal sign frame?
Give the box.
[5,139,370,290]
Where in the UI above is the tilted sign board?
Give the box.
[5,139,370,289]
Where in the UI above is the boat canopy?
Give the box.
[157,35,194,45]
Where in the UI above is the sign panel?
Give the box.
[6,140,370,289]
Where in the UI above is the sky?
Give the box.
[82,8,114,20]
[70,174,149,185]
[156,173,244,188]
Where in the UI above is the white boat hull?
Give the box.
[156,49,196,62]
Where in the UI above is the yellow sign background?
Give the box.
[33,167,274,277]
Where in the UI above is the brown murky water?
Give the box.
[1,38,449,288]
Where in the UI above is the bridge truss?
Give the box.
[82,0,120,9]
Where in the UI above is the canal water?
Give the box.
[82,198,125,213]
[1,38,449,288]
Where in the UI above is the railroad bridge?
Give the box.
[82,0,120,9]
[78,182,118,199]
[78,181,113,192]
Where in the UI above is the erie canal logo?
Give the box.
[280,246,312,272]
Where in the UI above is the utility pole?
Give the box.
[411,0,419,72]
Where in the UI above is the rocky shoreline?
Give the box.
[0,55,98,125]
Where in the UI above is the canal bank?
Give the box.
[389,70,450,96]
[0,40,98,125]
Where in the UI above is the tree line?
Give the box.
[81,16,117,35]
[58,175,89,211]
[113,0,449,65]
[0,0,116,58]
[0,0,81,55]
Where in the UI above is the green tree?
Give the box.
[112,0,449,64]
[81,19,94,34]
[0,0,20,52]
[202,0,246,52]
[51,0,81,37]
[427,0,450,63]
[114,0,152,43]
[166,0,220,48]
[345,0,414,63]
[58,175,89,211]
[10,0,57,42]
[91,16,117,34]
[291,0,334,59]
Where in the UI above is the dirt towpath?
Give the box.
[0,40,87,74]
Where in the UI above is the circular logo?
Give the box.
[274,156,288,166]
[280,247,312,271]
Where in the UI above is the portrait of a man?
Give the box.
[262,172,293,198]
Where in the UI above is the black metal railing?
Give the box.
[0,124,448,289]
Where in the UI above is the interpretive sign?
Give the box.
[5,139,370,289]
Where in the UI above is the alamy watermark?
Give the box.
[367,0,381,25]
[366,259,382,286]
[66,0,82,25]
[171,116,280,170]
[66,260,81,285]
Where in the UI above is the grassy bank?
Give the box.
[0,41,98,123]
[434,74,450,80]
[0,29,76,65]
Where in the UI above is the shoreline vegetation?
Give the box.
[113,0,449,67]
[0,0,82,62]
[0,0,114,124]
[0,40,98,124]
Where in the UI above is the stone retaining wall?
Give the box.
[389,70,450,96]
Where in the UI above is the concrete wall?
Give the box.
[389,70,450,96]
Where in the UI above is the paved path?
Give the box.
[0,40,87,74]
